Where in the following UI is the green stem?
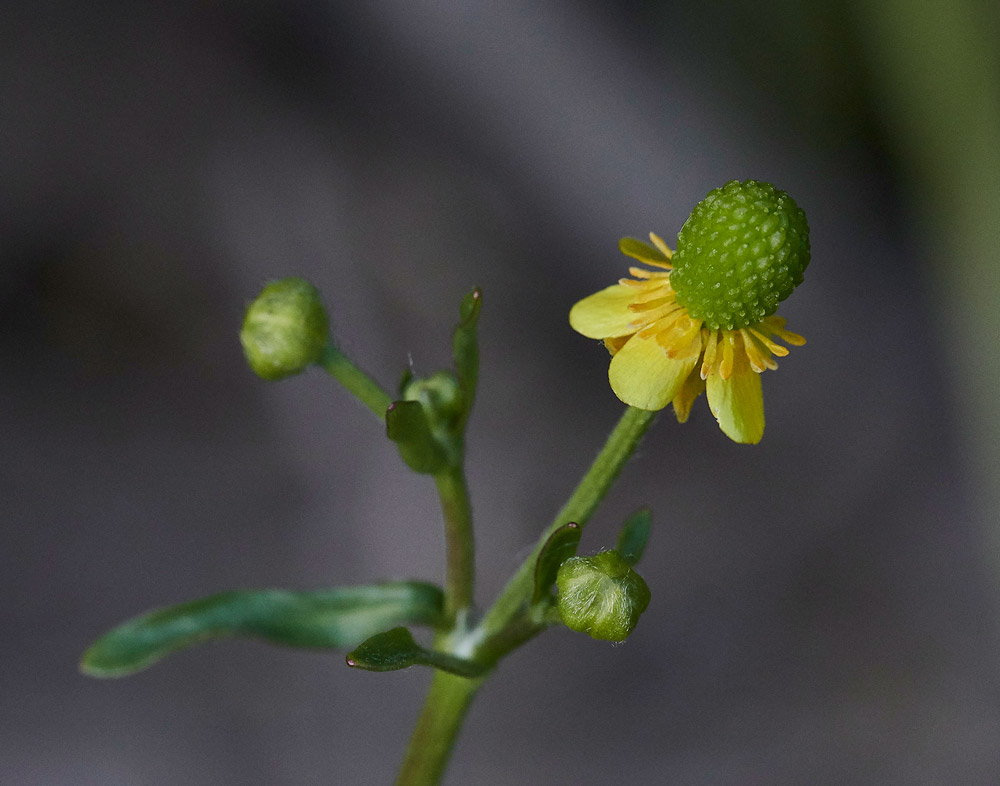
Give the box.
[434,462,476,621]
[395,671,483,786]
[317,344,392,420]
[394,406,656,786]
[478,406,657,638]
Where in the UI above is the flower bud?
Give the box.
[556,551,651,642]
[403,371,465,430]
[240,278,329,381]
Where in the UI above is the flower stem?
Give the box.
[434,462,476,621]
[317,344,392,420]
[395,671,484,786]
[394,407,656,786]
[478,406,657,638]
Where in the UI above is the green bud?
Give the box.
[670,180,810,330]
[403,371,464,430]
[556,551,651,642]
[240,278,329,381]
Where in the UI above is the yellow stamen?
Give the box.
[739,328,768,373]
[748,326,789,357]
[657,316,703,359]
[629,286,672,305]
[626,266,669,280]
[636,309,685,339]
[720,332,736,379]
[628,296,672,313]
[648,232,673,261]
[761,315,806,346]
[701,329,719,380]
[772,327,806,346]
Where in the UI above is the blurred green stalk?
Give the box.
[854,0,1000,575]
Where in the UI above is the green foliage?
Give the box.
[386,400,450,474]
[388,288,483,474]
[532,522,582,605]
[81,582,445,678]
[616,507,652,566]
[452,287,482,427]
[346,627,487,678]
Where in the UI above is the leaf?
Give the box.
[386,400,448,474]
[616,507,652,566]
[81,582,446,678]
[346,627,487,678]
[452,288,481,424]
[618,237,671,266]
[532,522,582,605]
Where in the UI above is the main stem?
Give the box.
[396,406,657,786]
[395,671,483,786]
[434,462,475,621]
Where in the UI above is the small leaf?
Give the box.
[619,237,670,266]
[386,400,448,474]
[346,627,487,678]
[532,522,582,605]
[452,288,481,424]
[616,507,651,566]
[81,582,445,678]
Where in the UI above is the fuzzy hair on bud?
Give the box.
[556,551,651,642]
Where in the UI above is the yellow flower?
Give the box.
[570,232,805,444]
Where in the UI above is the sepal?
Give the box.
[346,627,487,678]
[386,400,449,474]
[532,522,582,605]
[616,507,651,566]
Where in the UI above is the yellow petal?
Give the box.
[706,369,765,444]
[603,335,631,355]
[609,334,699,410]
[569,285,641,339]
[672,372,706,423]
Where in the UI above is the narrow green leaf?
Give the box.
[618,237,671,266]
[532,522,582,605]
[616,507,652,566]
[81,582,445,678]
[452,288,481,423]
[386,400,448,474]
[346,627,487,678]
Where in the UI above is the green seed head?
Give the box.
[556,551,651,642]
[240,277,329,381]
[670,180,809,330]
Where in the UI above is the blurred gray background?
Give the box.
[4,1,1000,784]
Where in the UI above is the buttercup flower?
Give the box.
[570,180,809,444]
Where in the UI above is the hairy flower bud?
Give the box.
[556,551,651,642]
[241,278,329,381]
